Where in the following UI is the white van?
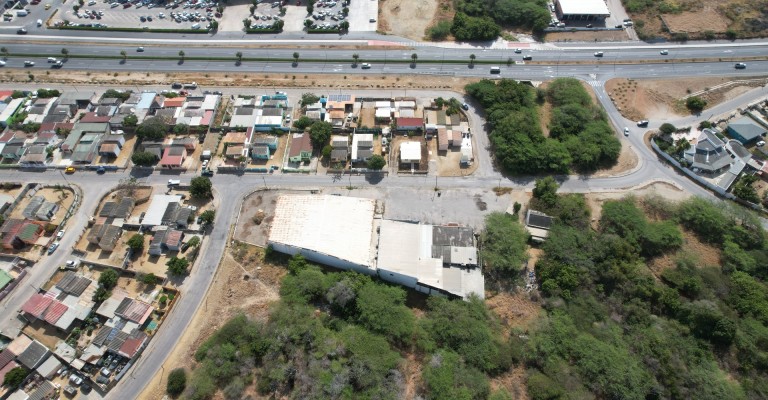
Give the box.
[36,19,42,26]
[490,66,501,74]
[191,23,200,29]
[16,9,28,16]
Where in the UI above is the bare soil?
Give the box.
[545,30,629,43]
[648,230,722,276]
[491,365,530,400]
[138,244,284,400]
[631,0,768,39]
[486,291,542,338]
[605,77,768,121]
[661,9,729,34]
[378,0,437,40]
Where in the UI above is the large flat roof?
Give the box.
[557,0,610,15]
[269,195,377,268]
[142,195,181,226]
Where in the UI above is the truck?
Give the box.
[167,179,180,186]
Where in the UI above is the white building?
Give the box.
[141,194,182,227]
[400,141,421,167]
[267,195,378,275]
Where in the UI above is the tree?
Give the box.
[199,209,215,224]
[127,233,145,251]
[178,50,185,61]
[339,20,349,31]
[167,368,187,396]
[732,174,760,204]
[686,96,707,113]
[0,47,8,57]
[469,53,476,66]
[293,51,299,64]
[235,51,243,62]
[141,273,158,285]
[450,12,501,41]
[187,236,201,248]
[123,114,138,128]
[243,18,252,29]
[173,123,189,134]
[411,53,418,64]
[167,257,190,276]
[659,123,677,135]
[322,145,332,159]
[190,176,213,199]
[131,151,158,166]
[367,154,386,170]
[136,116,170,141]
[99,269,119,290]
[532,177,559,208]
[422,350,490,400]
[352,53,359,65]
[309,121,333,148]
[61,48,69,59]
[300,93,320,106]
[480,212,528,281]
[2,367,29,388]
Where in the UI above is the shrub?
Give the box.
[166,368,187,396]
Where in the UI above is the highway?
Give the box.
[0,24,767,400]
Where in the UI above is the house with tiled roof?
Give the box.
[0,219,45,250]
[159,146,185,168]
[289,133,312,163]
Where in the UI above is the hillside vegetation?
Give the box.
[466,78,620,175]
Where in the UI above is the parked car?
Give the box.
[48,242,59,255]
[65,166,76,173]
[462,103,469,110]
[757,140,766,147]
[57,229,66,239]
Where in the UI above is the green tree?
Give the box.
[142,273,158,285]
[61,48,69,59]
[427,20,452,40]
[199,209,215,224]
[178,50,185,61]
[422,350,490,400]
[480,212,528,280]
[411,53,418,64]
[136,116,170,141]
[99,269,119,290]
[309,121,333,148]
[127,233,145,251]
[167,257,190,276]
[103,89,131,102]
[532,177,559,208]
[120,50,127,60]
[173,123,189,134]
[469,53,476,66]
[235,51,243,62]
[686,96,707,113]
[450,12,500,41]
[321,145,332,159]
[131,151,158,166]
[2,367,29,388]
[300,93,320,106]
[190,176,213,199]
[243,18,252,29]
[123,114,138,128]
[352,53,359,65]
[187,236,201,248]
[366,154,386,170]
[166,368,187,396]
[732,174,760,204]
[659,123,677,135]
[0,47,8,57]
[293,116,314,130]
[355,282,415,343]
[293,51,299,64]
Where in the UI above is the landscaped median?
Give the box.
[55,25,210,34]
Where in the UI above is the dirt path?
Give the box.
[138,245,283,400]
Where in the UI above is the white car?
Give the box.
[624,127,629,136]
[24,61,35,67]
[0,61,5,67]
[660,49,669,55]
[57,229,65,239]
[594,51,604,57]
[758,140,766,147]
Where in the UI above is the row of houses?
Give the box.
[228,94,290,132]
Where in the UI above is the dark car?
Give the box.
[522,55,532,60]
[96,166,106,174]
[735,63,747,69]
[171,82,183,89]
[637,120,649,127]
[17,28,28,34]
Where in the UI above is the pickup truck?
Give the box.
[167,179,181,186]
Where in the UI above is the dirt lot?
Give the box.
[605,76,768,121]
[138,244,284,400]
[378,0,437,40]
[630,0,768,39]
[234,189,315,246]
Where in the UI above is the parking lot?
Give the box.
[53,0,222,30]
[218,0,374,32]
[246,0,284,30]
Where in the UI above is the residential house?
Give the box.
[251,145,270,160]
[252,136,278,151]
[1,138,26,161]
[460,137,473,166]
[148,227,184,256]
[57,92,98,114]
[399,141,421,168]
[684,129,733,175]
[23,196,58,221]
[437,127,449,151]
[288,133,312,163]
[525,210,553,242]
[87,221,122,251]
[18,144,47,166]
[141,194,182,228]
[159,146,185,169]
[171,137,197,151]
[79,112,112,124]
[0,98,25,128]
[351,133,374,162]
[330,135,348,162]
[99,197,135,219]
[98,143,120,158]
[396,117,423,132]
[0,219,45,250]
[727,116,767,145]
[24,97,59,124]
[254,108,284,132]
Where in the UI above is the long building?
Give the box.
[267,195,484,299]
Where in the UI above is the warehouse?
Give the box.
[555,0,610,21]
[267,195,379,276]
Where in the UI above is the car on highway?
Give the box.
[637,120,649,127]
[660,49,669,55]
[522,55,532,60]
[624,127,629,136]
[594,51,604,57]
[52,61,63,68]
[65,166,76,173]
[514,48,522,53]
[361,63,371,69]
[137,46,145,52]
[17,28,27,34]
[735,62,747,69]
[0,61,5,67]
[24,61,35,67]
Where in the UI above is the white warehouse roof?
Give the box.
[557,0,610,15]
[268,195,377,269]
[400,141,421,162]
[142,195,181,227]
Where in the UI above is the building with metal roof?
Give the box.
[727,116,767,145]
[17,340,50,370]
[142,195,182,227]
[555,0,610,20]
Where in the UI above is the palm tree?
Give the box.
[469,54,475,66]
[178,50,185,61]
[236,51,243,62]
[120,50,127,60]
[61,48,69,59]
[411,53,418,65]
[0,47,8,58]
[293,52,300,64]
[352,53,359,66]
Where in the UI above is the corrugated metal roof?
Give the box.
[43,302,68,325]
[55,272,92,297]
[22,294,53,318]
